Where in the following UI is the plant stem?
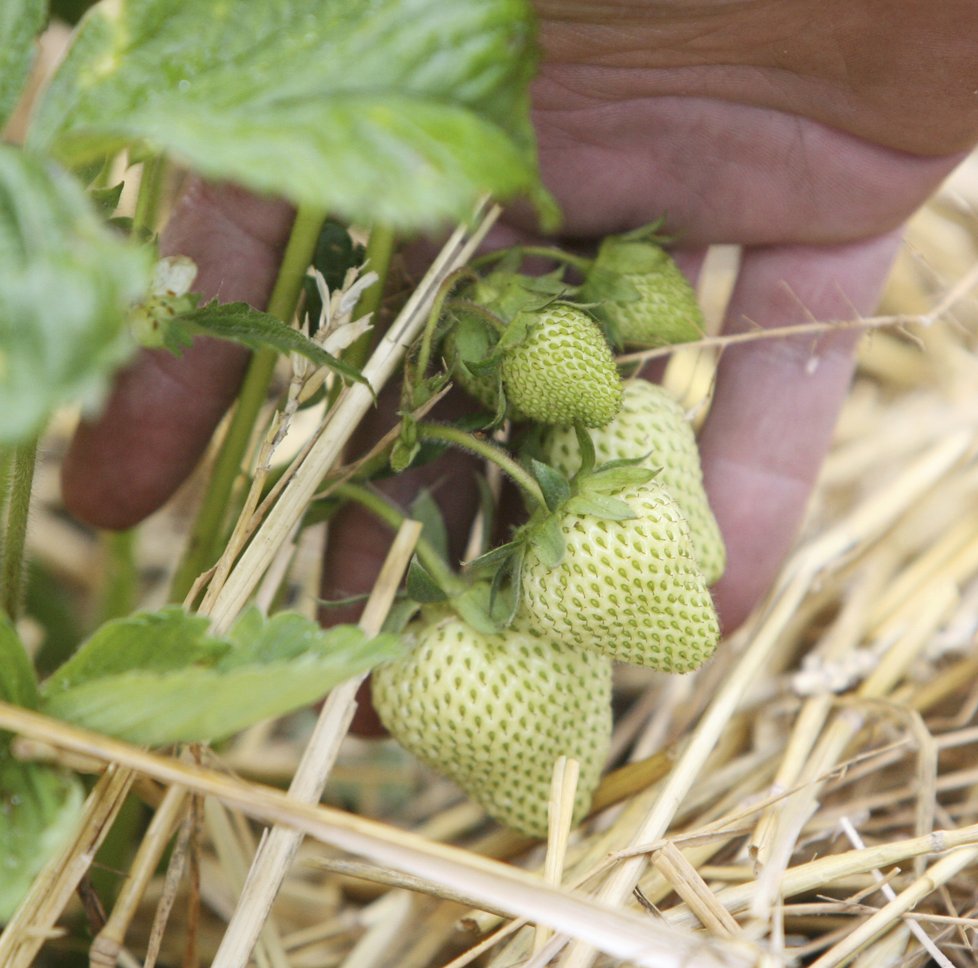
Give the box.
[334,482,463,596]
[132,155,167,238]
[1,439,38,621]
[413,268,479,387]
[472,245,593,274]
[99,529,138,622]
[416,423,546,509]
[169,205,327,603]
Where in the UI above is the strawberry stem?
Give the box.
[334,482,465,597]
[413,266,478,392]
[471,245,593,274]
[416,423,546,509]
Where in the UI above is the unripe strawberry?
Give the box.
[501,304,622,427]
[539,381,725,585]
[520,479,719,672]
[371,613,612,837]
[584,239,704,347]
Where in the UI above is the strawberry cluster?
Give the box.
[367,229,722,836]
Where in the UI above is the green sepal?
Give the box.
[529,514,565,570]
[564,493,635,521]
[580,264,642,303]
[530,459,570,513]
[581,459,657,494]
[406,559,450,604]
[451,583,501,635]
[408,488,450,563]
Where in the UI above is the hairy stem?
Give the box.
[416,423,545,509]
[1,439,38,620]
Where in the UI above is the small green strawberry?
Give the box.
[371,612,612,837]
[538,381,725,585]
[519,478,719,672]
[501,303,623,427]
[583,236,704,347]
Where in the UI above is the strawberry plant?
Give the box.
[0,0,723,952]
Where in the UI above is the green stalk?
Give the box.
[169,205,327,603]
[132,155,167,238]
[1,439,38,620]
[413,267,478,386]
[334,482,464,597]
[416,423,546,509]
[99,529,138,622]
[471,245,593,274]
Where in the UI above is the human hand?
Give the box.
[63,0,978,635]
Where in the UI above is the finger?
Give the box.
[61,180,294,529]
[697,230,903,631]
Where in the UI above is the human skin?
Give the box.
[62,1,978,634]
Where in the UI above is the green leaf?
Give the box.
[0,615,39,710]
[583,462,657,493]
[0,757,85,921]
[42,607,225,697]
[41,608,399,744]
[29,0,556,231]
[0,0,47,133]
[0,145,152,444]
[530,459,570,513]
[167,301,367,387]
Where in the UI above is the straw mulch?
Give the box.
[3,152,978,967]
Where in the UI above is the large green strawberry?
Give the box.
[519,478,719,672]
[538,381,725,585]
[371,612,612,837]
[501,303,622,427]
[583,237,704,347]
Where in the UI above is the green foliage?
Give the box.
[0,0,47,133]
[0,145,151,444]
[0,617,85,921]
[40,607,400,745]
[164,300,368,387]
[30,0,555,230]
[0,757,85,921]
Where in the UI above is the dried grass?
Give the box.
[6,144,978,968]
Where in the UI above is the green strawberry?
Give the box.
[538,381,725,585]
[584,238,704,347]
[371,612,612,837]
[519,478,719,672]
[501,303,623,427]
